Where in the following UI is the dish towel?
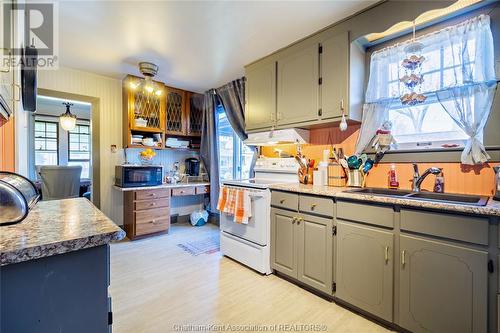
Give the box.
[217,186,252,224]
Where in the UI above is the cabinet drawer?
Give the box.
[135,189,170,200]
[135,198,169,211]
[172,187,196,196]
[337,201,394,228]
[271,191,298,210]
[299,195,334,217]
[195,185,210,195]
[135,217,170,236]
[135,207,170,223]
[400,209,488,245]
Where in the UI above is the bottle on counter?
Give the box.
[388,164,399,189]
[433,170,445,193]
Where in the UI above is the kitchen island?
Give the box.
[0,198,125,333]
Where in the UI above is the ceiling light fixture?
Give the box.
[60,102,77,131]
[128,62,163,96]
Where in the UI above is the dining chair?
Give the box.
[39,166,82,200]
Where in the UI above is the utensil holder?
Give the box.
[347,169,365,187]
[327,163,347,187]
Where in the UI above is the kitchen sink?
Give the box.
[407,192,489,206]
[346,188,413,197]
[345,187,489,206]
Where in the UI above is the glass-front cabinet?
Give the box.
[165,87,186,135]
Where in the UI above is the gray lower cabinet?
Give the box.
[271,208,333,294]
[297,214,333,294]
[271,208,297,277]
[399,235,488,333]
[336,220,394,322]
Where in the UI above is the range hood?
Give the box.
[244,128,310,146]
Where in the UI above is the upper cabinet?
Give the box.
[122,75,200,149]
[165,86,186,135]
[245,58,276,132]
[277,42,319,126]
[245,27,362,133]
[320,31,350,120]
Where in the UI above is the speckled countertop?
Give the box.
[113,182,210,192]
[269,183,500,217]
[0,198,125,266]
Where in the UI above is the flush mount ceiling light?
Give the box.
[59,102,77,131]
[128,62,163,96]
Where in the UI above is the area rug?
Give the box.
[177,235,220,256]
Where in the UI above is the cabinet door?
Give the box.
[399,235,488,333]
[336,221,394,322]
[271,208,297,278]
[245,60,276,131]
[296,214,333,294]
[165,87,186,135]
[187,92,203,136]
[321,31,349,120]
[277,43,319,126]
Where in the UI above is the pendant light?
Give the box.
[60,102,77,131]
[128,62,163,96]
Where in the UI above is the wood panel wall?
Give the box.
[261,126,499,197]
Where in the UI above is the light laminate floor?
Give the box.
[110,222,391,333]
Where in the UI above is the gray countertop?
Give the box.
[113,182,210,192]
[268,183,500,217]
[0,198,125,266]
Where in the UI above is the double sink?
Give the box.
[346,188,489,206]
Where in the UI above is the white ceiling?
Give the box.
[37,95,91,119]
[58,0,376,93]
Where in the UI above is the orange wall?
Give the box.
[261,125,498,196]
[0,117,15,172]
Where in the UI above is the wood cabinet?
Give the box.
[245,58,277,131]
[123,189,171,239]
[276,42,319,126]
[320,31,349,120]
[399,235,488,333]
[336,221,394,322]
[187,92,203,136]
[271,203,334,295]
[165,86,186,135]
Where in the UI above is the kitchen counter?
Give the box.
[269,183,500,217]
[113,182,210,192]
[0,197,125,266]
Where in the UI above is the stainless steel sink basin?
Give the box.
[407,192,489,206]
[345,188,489,206]
[346,188,413,197]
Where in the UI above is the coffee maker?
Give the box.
[185,158,200,176]
[494,166,500,201]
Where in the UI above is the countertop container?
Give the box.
[0,171,40,226]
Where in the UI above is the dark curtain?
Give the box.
[216,77,258,178]
[200,90,220,212]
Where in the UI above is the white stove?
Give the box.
[220,158,299,274]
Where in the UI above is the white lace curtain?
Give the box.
[355,14,497,165]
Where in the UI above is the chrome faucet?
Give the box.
[412,163,442,192]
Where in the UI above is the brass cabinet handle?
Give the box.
[310,204,317,210]
[280,199,285,204]
[297,217,303,225]
[384,246,389,263]
[401,250,406,266]
[292,217,296,224]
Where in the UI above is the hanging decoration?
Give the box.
[400,21,426,106]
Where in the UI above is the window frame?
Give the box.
[34,120,59,165]
[67,123,91,162]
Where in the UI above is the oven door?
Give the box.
[122,167,162,187]
[220,189,270,246]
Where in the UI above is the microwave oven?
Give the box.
[115,165,163,188]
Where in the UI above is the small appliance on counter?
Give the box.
[185,158,200,176]
[494,166,500,201]
[0,171,40,226]
[115,165,163,188]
